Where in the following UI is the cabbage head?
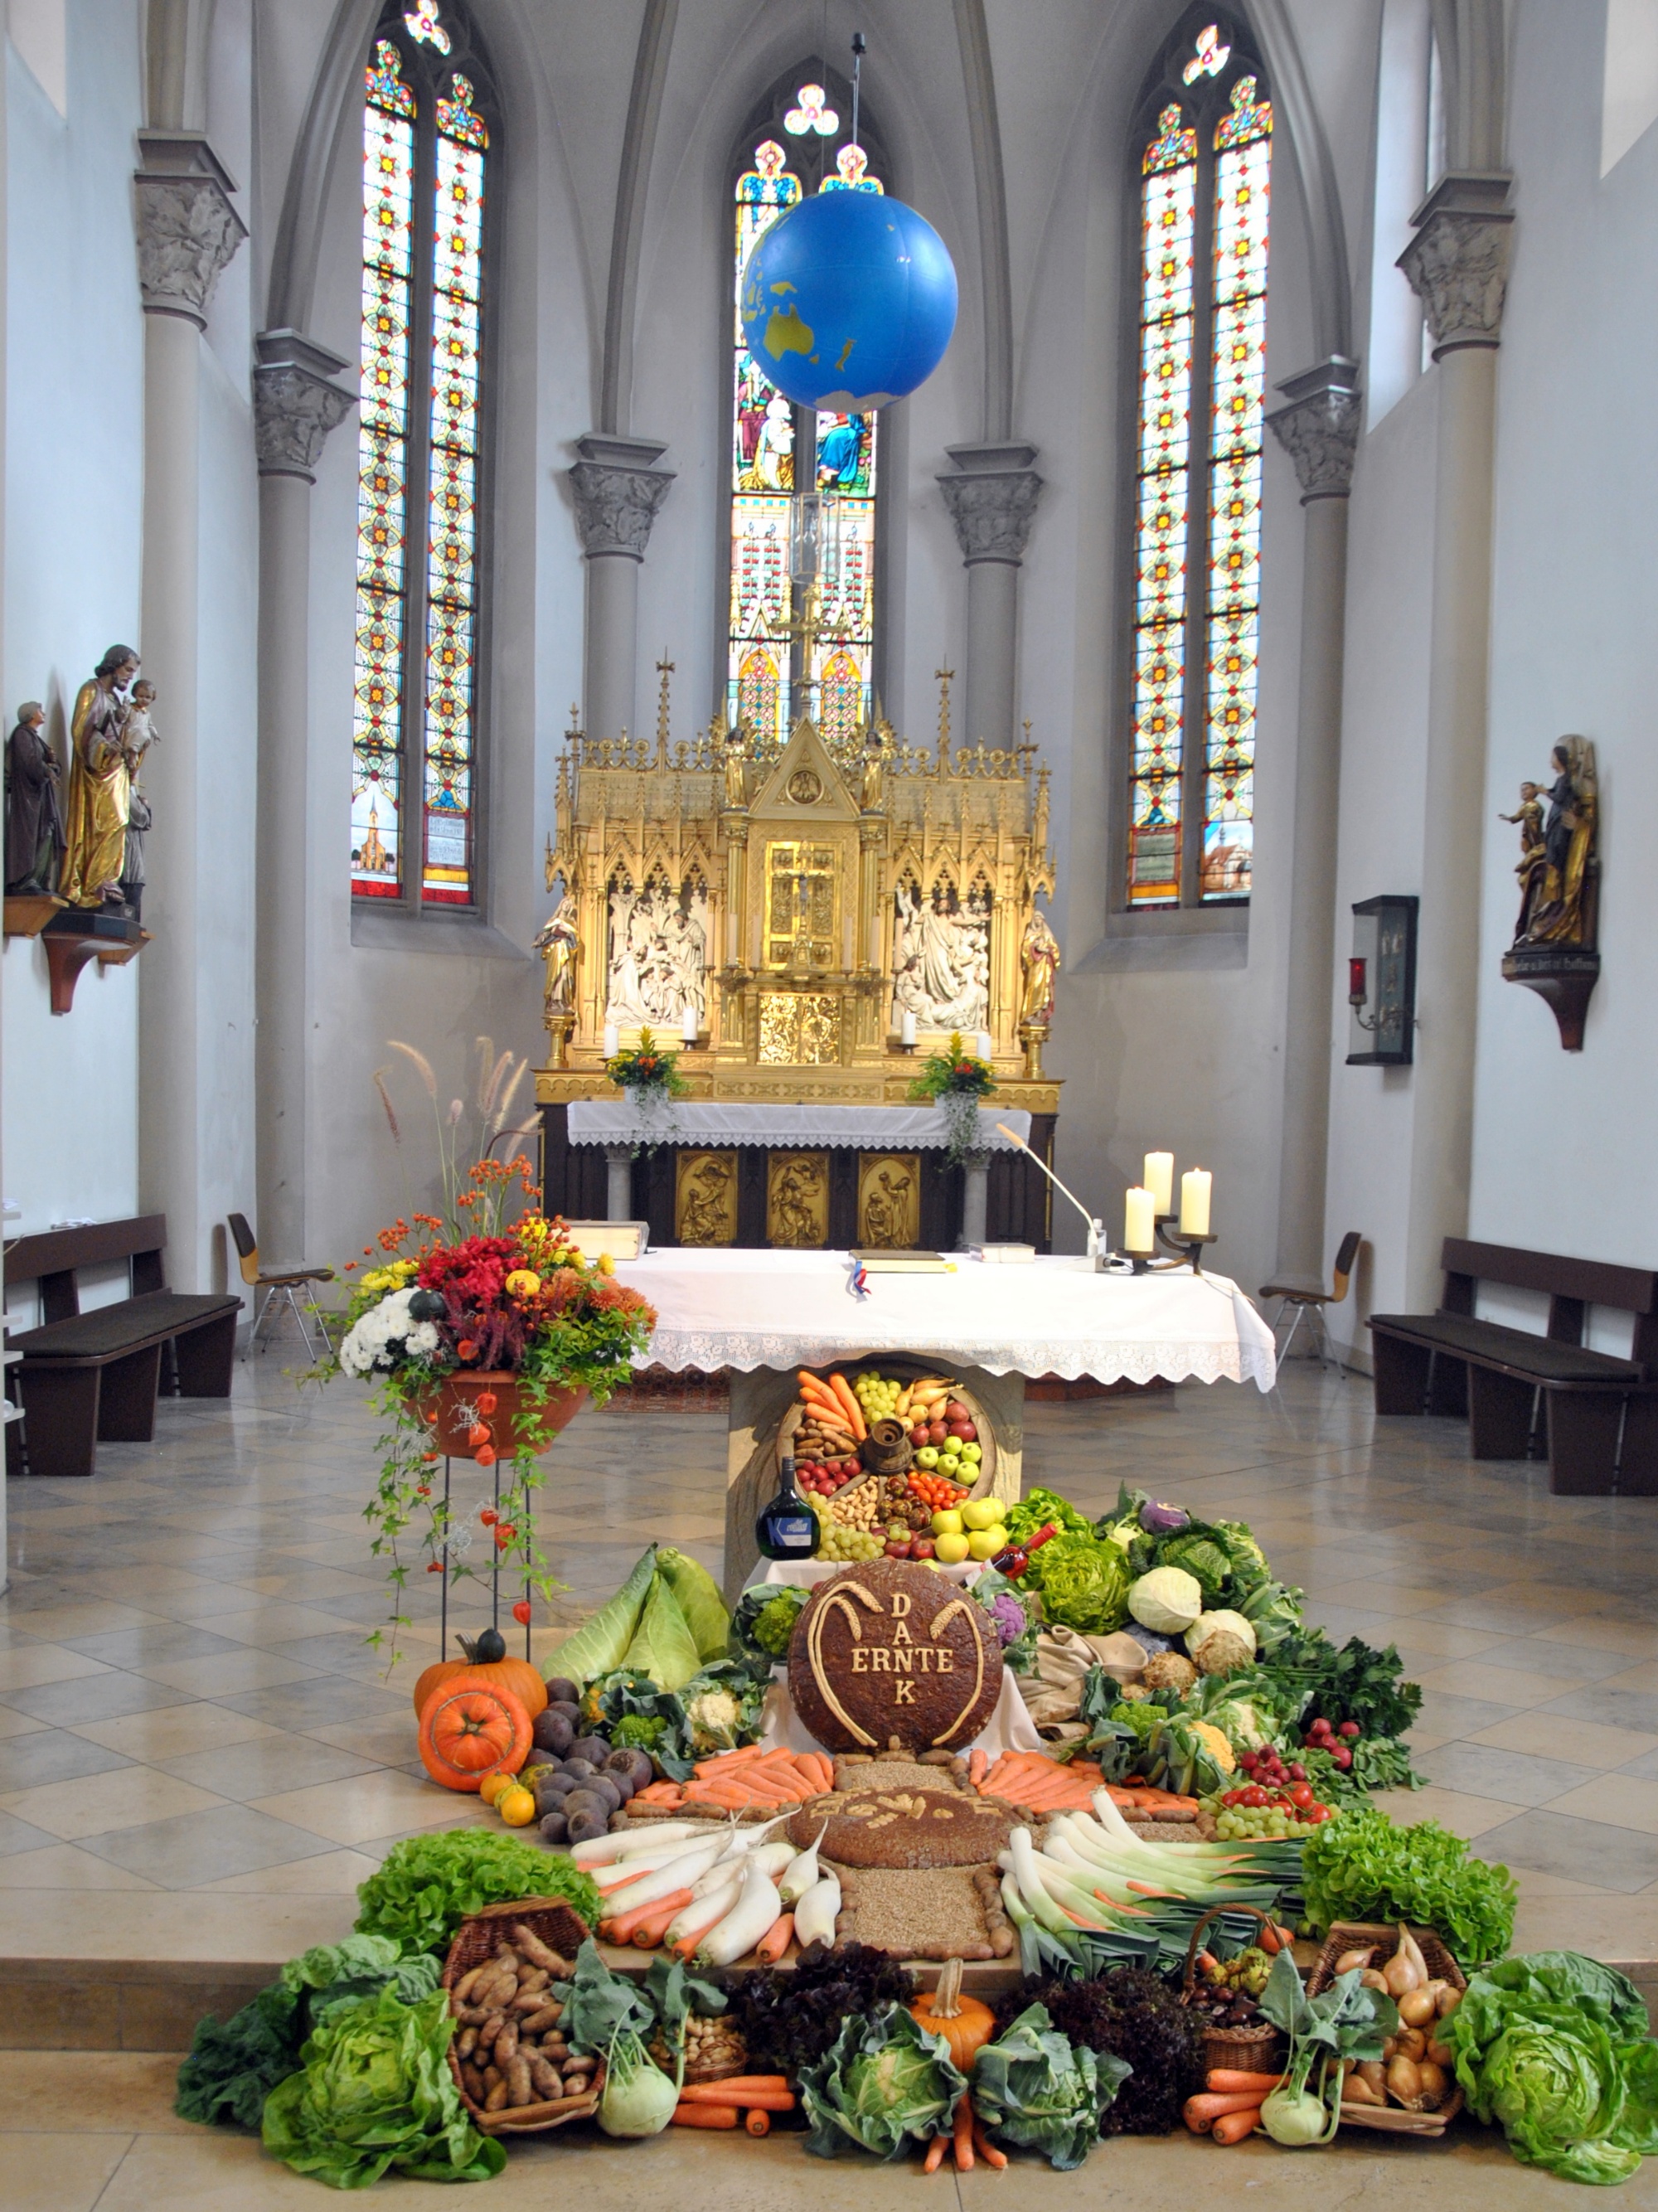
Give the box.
[1127,1565,1203,1634]
[972,2004,1129,2169]
[1025,1534,1131,1634]
[1151,1530,1233,1603]
[801,2004,967,2161]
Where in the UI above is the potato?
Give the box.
[507,2054,534,2108]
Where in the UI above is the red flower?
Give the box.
[477,1391,497,1413]
[475,1446,497,1467]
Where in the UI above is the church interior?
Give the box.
[2,0,1658,2201]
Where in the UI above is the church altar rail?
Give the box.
[538,1103,1058,1253]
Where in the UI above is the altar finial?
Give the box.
[933,665,955,772]
[655,654,674,765]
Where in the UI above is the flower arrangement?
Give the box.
[908,1031,996,1164]
[604,1025,691,1105]
[321,1162,657,1667]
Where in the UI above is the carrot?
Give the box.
[679,2077,791,2101]
[972,2121,1008,2170]
[607,1888,694,1943]
[753,1914,793,1965]
[953,2099,974,2170]
[924,2135,948,2174]
[803,1752,835,1792]
[1210,2107,1263,2145]
[745,2108,771,2137]
[827,1372,867,1439]
[1195,1951,1219,1975]
[630,1896,692,1948]
[672,2103,739,2128]
[694,1746,764,1775]
[1205,2070,1283,2095]
[968,1748,988,1788]
[1185,2090,1272,2128]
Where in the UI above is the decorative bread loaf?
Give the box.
[787,1560,1003,1752]
[787,1787,1013,1868]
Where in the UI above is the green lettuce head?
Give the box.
[260,1987,504,2188]
[801,2004,967,2161]
[972,2004,1128,2169]
[1026,1534,1132,1633]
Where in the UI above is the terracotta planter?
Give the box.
[420,1372,589,1459]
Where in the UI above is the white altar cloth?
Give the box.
[565,1100,1031,1151]
[614,1246,1276,1390]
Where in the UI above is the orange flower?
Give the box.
[458,1339,477,1361]
[477,1392,497,1413]
[475,1445,497,1467]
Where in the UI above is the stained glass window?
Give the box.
[728,95,883,752]
[1126,23,1271,909]
[352,2,493,906]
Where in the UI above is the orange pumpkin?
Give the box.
[419,1679,532,1792]
[909,1958,996,2068]
[410,1628,548,1721]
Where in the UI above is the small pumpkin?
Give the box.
[419,1679,532,1792]
[909,1957,996,2069]
[410,1628,548,1721]
[497,1783,538,1827]
[478,1768,518,1808]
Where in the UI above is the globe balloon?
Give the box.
[740,191,957,411]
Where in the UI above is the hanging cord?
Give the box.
[851,29,865,149]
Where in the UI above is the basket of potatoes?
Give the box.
[1308,1921,1467,2136]
[441,1900,604,2134]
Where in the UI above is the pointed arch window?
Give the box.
[352,1,496,906]
[727,88,884,757]
[1127,17,1271,909]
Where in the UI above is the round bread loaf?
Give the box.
[788,1788,1013,1868]
[787,1560,1003,1752]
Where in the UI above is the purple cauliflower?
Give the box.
[988,1590,1028,1647]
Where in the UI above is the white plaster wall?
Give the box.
[1,1,145,1239]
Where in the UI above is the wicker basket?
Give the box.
[441,1898,605,2137]
[1180,1905,1282,2074]
[1307,1920,1467,2138]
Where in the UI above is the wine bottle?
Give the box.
[988,1521,1057,1579]
[755,1454,819,1561]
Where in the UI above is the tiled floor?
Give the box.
[0,2049,1633,2211]
[6,1346,1658,1965]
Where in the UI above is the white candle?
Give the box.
[681,1003,699,1045]
[1124,1186,1155,1254]
[602,1021,619,1059]
[901,1009,917,1047]
[976,1031,993,1061]
[1143,1151,1174,1218]
[1180,1167,1211,1237]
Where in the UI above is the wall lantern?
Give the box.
[1345,895,1418,1065]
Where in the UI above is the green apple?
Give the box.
[961,1496,1003,1532]
[930,1507,964,1536]
[967,1526,1008,1560]
[960,1442,982,1463]
[915,1445,940,1469]
[933,1531,972,1564]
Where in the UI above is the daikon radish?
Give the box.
[778,1823,828,1908]
[791,1870,841,1950]
[666,1880,741,1953]
[602,1837,729,1914]
[696,1864,784,1967]
[570,1821,705,1868]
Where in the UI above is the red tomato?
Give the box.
[1290,1783,1315,1808]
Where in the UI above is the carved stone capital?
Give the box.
[133,132,246,326]
[1267,357,1362,502]
[937,441,1043,565]
[1399,172,1514,357]
[569,431,674,560]
[253,329,355,482]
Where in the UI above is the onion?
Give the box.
[1395,2027,1427,2062]
[1383,1924,1428,1996]
[1436,1986,1463,2019]
[1335,1946,1377,1975]
[1398,1988,1438,2029]
[1355,2060,1387,2096]
[1360,1970,1390,1992]
[1342,2074,1384,2105]
[1415,2060,1447,2107]
[1425,2036,1453,2069]
[1386,2055,1423,2104]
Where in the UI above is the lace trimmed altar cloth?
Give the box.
[565,1101,1031,1151]
[612,1246,1277,1391]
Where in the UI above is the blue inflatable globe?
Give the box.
[740,191,957,411]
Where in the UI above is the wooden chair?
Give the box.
[1260,1230,1361,1368]
[227,1214,335,1359]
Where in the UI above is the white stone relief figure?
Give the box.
[604,878,710,1026]
[889,880,989,1031]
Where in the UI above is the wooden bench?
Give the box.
[3,1216,241,1479]
[1368,1238,1658,1495]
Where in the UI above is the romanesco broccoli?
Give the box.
[751,1590,807,1658]
[611,1714,667,1750]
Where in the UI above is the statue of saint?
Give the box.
[60,644,139,907]
[1499,780,1547,943]
[723,727,748,810]
[860,729,885,813]
[4,701,65,895]
[121,679,160,770]
[1020,907,1061,1026]
[534,890,580,1016]
[121,782,152,924]
[1522,738,1598,948]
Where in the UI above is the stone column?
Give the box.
[937,442,1042,746]
[569,433,673,741]
[1398,174,1513,1310]
[605,1143,634,1222]
[133,133,246,1290]
[1265,358,1362,1293]
[252,331,355,1267]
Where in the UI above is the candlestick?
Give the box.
[1179,1167,1211,1237]
[900,1009,917,1048]
[1143,1150,1174,1218]
[1124,1186,1156,1256]
[681,1004,699,1045]
[602,1021,619,1060]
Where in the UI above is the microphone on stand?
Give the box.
[995,1124,1108,1269]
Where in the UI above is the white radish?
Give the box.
[602,1837,729,1914]
[778,1822,828,1907]
[792,1871,841,1949]
[571,1821,706,1867]
[666,1880,741,1950]
[690,1841,790,1899]
[592,1841,713,1889]
[695,1863,784,1967]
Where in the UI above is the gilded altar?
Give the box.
[535,670,1060,1117]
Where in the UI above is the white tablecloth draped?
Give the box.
[613,1247,1276,1390]
[565,1101,1031,1151]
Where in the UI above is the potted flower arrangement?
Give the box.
[322,1154,657,1666]
[604,1024,691,1143]
[909,1030,997,1164]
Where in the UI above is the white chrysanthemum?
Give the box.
[340,1287,434,1377]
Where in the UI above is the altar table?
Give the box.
[610,1248,1277,1597]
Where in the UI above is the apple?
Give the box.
[960,1442,982,1463]
[885,1540,912,1560]
[945,1400,970,1424]
[948,1423,973,1443]
[910,1538,936,1560]
[933,1531,972,1564]
[931,1507,964,1536]
[957,1421,978,1442]
[967,1526,1008,1560]
[928,1420,948,1445]
[914,1445,940,1469]
[909,1424,929,1447]
[961,1496,1003,1531]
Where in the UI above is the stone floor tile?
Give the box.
[1542,1684,1658,1735]
[0,2129,133,2211]
[1542,1772,1658,1836]
[135,1651,325,1697]
[1415,1659,1581,1710]
[56,1623,248,1670]
[0,1647,110,1694]
[0,1733,133,1795]
[66,1705,283,1763]
[0,1710,48,1743]
[200,1846,383,1894]
[0,1766,225,1843]
[0,1811,59,1860]
[1476,1807,1658,1892]
[0,1841,164,1889]
[157,1735,382,1801]
[0,1673,196,1726]
[1368,1781,1525,1838]
[247,1768,476,1846]
[78,1802,341,1888]
[1414,1739,1602,1807]
[1469,1713,1658,1769]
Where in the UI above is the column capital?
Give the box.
[1399,172,1514,358]
[252,329,355,483]
[133,131,246,327]
[937,440,1044,565]
[1267,357,1362,502]
[569,431,674,560]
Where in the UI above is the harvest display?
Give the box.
[178,1414,1658,2189]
